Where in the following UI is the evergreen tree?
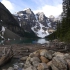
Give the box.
[57,0,70,40]
[48,0,70,41]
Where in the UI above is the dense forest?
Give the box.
[48,0,70,42]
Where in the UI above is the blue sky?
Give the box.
[0,0,63,17]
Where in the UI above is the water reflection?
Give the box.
[37,38,49,44]
[0,38,49,45]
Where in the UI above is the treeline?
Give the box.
[47,0,70,42]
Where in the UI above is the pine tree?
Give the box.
[60,0,70,41]
[48,0,70,41]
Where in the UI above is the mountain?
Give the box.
[0,2,23,38]
[0,2,58,39]
[13,8,57,38]
[0,2,38,39]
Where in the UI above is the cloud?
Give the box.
[1,0,63,17]
[31,0,46,6]
[31,0,62,6]
[1,0,31,13]
[1,0,14,12]
[33,4,63,17]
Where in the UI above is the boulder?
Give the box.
[24,60,32,68]
[30,57,40,62]
[40,56,49,63]
[40,49,52,60]
[33,50,40,57]
[20,56,28,61]
[49,50,55,54]
[29,53,35,58]
[66,59,70,70]
[13,64,19,70]
[47,61,52,67]
[26,57,31,61]
[51,64,59,70]
[40,49,47,56]
[53,52,64,57]
[29,50,40,58]
[52,56,67,70]
[18,63,24,68]
[32,61,40,67]
[37,63,49,70]
[64,53,70,59]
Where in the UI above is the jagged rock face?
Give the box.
[49,15,57,28]
[0,2,22,35]
[13,9,57,38]
[13,8,36,32]
[36,12,48,26]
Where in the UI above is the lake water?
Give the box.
[0,38,50,45]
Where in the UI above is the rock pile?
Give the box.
[2,49,70,70]
[22,49,70,70]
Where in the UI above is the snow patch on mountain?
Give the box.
[1,26,5,32]
[0,26,5,39]
[31,24,49,38]
[31,15,49,38]
[13,9,57,38]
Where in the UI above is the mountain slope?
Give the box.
[0,2,38,39]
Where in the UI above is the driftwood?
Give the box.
[0,46,13,66]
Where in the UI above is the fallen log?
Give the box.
[0,46,13,66]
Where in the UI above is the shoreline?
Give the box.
[0,42,70,58]
[0,42,70,70]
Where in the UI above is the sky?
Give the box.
[0,0,63,17]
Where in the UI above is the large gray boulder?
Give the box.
[37,63,49,70]
[52,56,67,70]
[30,57,40,62]
[51,64,59,70]
[40,49,52,60]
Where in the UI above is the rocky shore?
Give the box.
[0,40,70,70]
[1,49,70,70]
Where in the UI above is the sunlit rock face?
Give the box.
[13,8,36,32]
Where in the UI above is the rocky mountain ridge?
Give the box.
[0,3,38,39]
[13,8,57,38]
[0,2,61,39]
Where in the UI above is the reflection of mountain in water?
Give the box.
[37,39,49,44]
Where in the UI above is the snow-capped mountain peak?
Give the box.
[13,9,57,38]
